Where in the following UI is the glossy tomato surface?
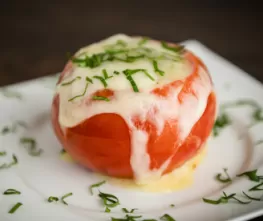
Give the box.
[51,50,216,179]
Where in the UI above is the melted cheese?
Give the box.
[104,145,206,192]
[61,145,207,192]
[56,34,212,184]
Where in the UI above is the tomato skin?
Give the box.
[51,50,216,179]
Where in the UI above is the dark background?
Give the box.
[0,1,262,220]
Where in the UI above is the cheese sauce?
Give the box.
[56,34,212,185]
[60,145,206,192]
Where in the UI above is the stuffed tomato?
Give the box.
[51,34,216,184]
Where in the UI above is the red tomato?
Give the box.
[51,49,216,179]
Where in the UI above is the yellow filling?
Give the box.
[61,145,206,193]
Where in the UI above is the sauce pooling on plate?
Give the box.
[52,34,216,185]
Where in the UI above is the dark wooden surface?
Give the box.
[1,1,263,220]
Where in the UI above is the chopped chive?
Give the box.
[113,71,120,75]
[202,197,227,205]
[160,214,176,221]
[105,207,111,213]
[20,137,43,156]
[61,76,81,86]
[213,113,231,137]
[237,169,262,182]
[86,76,93,84]
[122,208,129,213]
[89,180,106,195]
[122,208,137,213]
[116,40,127,47]
[0,154,18,170]
[98,191,120,208]
[8,202,23,214]
[102,69,113,80]
[170,204,175,207]
[3,189,21,195]
[92,96,110,102]
[68,82,89,101]
[93,76,108,88]
[124,73,139,92]
[216,168,232,183]
[1,121,27,135]
[1,126,10,134]
[203,192,251,205]
[0,151,7,156]
[138,37,149,46]
[249,182,263,191]
[161,41,185,54]
[221,99,260,110]
[242,191,262,201]
[123,69,155,81]
[48,196,59,203]
[61,192,73,205]
[220,99,263,125]
[253,109,263,122]
[152,60,164,76]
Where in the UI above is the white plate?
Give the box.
[0,40,263,221]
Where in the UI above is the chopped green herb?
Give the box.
[213,113,231,136]
[92,96,110,102]
[237,169,263,182]
[249,182,263,191]
[111,214,143,221]
[61,76,81,86]
[152,60,164,76]
[93,76,108,88]
[203,192,251,205]
[220,99,263,126]
[71,52,114,68]
[98,191,120,208]
[253,109,263,122]
[161,41,184,54]
[0,151,7,156]
[113,71,120,75]
[3,189,21,195]
[102,69,113,80]
[48,196,59,203]
[68,82,89,101]
[8,202,23,214]
[170,204,175,207]
[123,70,139,92]
[242,191,262,201]
[89,180,106,195]
[138,37,149,46]
[1,126,10,134]
[123,69,155,81]
[116,40,127,47]
[122,208,137,213]
[20,137,43,156]
[160,214,176,221]
[1,121,27,135]
[105,207,111,213]
[0,154,18,170]
[216,168,232,183]
[221,99,260,110]
[61,192,73,205]
[86,76,93,84]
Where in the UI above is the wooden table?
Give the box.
[1,1,262,220]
